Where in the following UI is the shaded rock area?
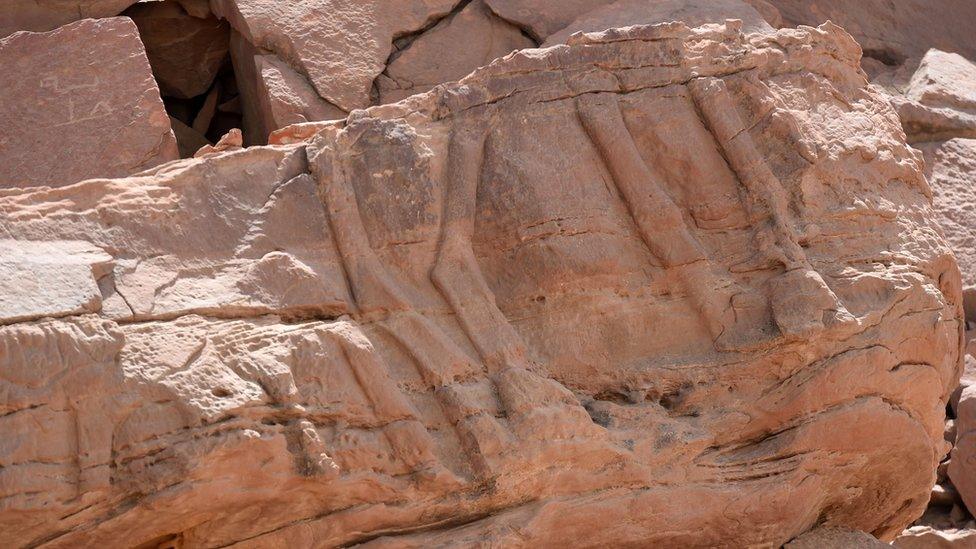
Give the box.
[0,17,177,188]
[0,20,963,548]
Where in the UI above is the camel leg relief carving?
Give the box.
[688,77,855,340]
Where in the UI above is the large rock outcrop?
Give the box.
[0,17,178,188]
[0,0,138,38]
[0,21,962,547]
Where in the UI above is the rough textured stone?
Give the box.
[907,50,976,111]
[917,140,976,295]
[952,383,976,517]
[209,0,460,111]
[484,0,615,41]
[763,0,976,63]
[0,18,178,189]
[0,21,962,548]
[378,0,535,104]
[126,0,230,99]
[786,526,890,548]
[252,54,347,135]
[895,526,976,548]
[0,0,138,38]
[542,0,773,46]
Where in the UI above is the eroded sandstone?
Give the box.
[0,17,178,188]
[0,20,963,548]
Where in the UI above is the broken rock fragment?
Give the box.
[378,0,535,104]
[0,17,178,188]
[210,0,460,111]
[543,0,773,46]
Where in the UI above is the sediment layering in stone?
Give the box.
[0,21,963,547]
[0,17,178,188]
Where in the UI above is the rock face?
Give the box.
[763,0,976,63]
[126,0,231,99]
[0,20,963,548]
[377,0,535,104]
[0,17,178,188]
[0,0,138,38]
[918,140,976,295]
[210,0,460,112]
[542,0,772,46]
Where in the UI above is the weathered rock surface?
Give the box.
[0,0,138,38]
[894,49,976,143]
[952,379,976,519]
[252,53,347,135]
[0,17,178,188]
[377,0,535,104]
[542,0,773,46]
[484,0,615,41]
[895,525,976,548]
[126,0,230,99]
[0,21,963,548]
[763,0,976,63]
[209,0,460,112]
[917,140,976,296]
[786,526,889,548]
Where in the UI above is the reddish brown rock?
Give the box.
[210,0,460,111]
[763,0,976,62]
[786,527,889,548]
[542,0,773,46]
[0,21,962,548]
[0,0,138,38]
[126,0,230,99]
[377,0,535,104]
[484,0,615,41]
[917,139,976,295]
[0,17,178,188]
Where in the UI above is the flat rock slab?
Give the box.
[0,17,178,188]
[0,0,137,38]
[0,240,113,324]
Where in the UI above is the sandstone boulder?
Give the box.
[484,0,615,41]
[895,526,976,548]
[542,0,773,46]
[0,17,178,188]
[917,139,976,298]
[0,0,138,38]
[209,0,460,112]
[251,53,347,136]
[125,0,230,99]
[952,376,976,518]
[377,0,535,104]
[786,527,889,548]
[763,0,976,63]
[0,21,962,547]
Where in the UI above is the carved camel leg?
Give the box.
[688,77,854,340]
[431,124,604,443]
[308,140,468,481]
[575,93,750,349]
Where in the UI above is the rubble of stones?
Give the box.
[2,0,976,547]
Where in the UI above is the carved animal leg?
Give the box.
[575,93,749,348]
[308,146,468,482]
[688,77,854,339]
[310,138,496,479]
[432,125,602,444]
[331,326,447,479]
